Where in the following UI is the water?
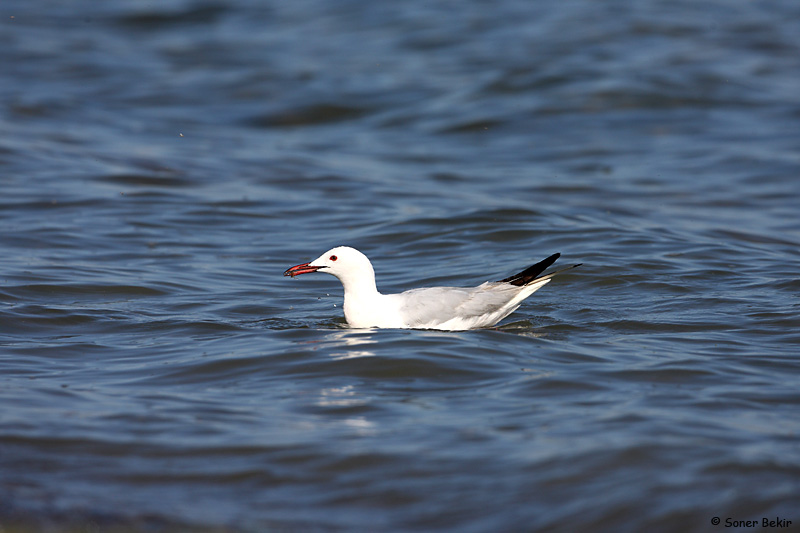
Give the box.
[2,0,800,531]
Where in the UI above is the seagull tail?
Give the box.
[499,253,581,287]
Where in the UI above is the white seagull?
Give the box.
[284,246,580,331]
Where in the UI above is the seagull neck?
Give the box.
[339,271,380,299]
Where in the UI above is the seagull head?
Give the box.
[284,246,375,287]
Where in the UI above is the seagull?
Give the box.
[284,246,580,331]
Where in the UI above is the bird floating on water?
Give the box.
[284,246,580,331]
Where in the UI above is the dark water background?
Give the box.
[2,0,800,531]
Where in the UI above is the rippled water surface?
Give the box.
[2,0,800,531]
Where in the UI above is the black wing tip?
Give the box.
[500,252,562,287]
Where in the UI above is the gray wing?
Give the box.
[395,282,520,327]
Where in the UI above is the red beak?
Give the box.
[284,262,323,277]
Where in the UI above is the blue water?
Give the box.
[2,1,800,531]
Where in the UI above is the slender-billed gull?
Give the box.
[284,246,580,330]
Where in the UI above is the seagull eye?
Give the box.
[329,255,338,261]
